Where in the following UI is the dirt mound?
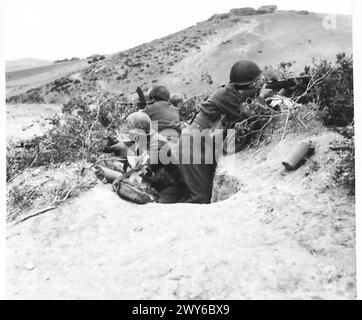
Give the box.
[6,125,355,299]
[7,162,98,223]
[5,7,354,300]
[6,58,52,72]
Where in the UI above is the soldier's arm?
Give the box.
[259,84,274,100]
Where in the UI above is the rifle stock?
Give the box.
[136,86,147,109]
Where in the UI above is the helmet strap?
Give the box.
[232,83,251,91]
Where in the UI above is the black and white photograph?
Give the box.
[1,0,360,302]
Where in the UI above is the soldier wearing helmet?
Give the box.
[112,111,187,203]
[229,60,262,86]
[123,111,151,145]
[177,60,273,203]
[141,85,182,141]
[148,85,171,101]
[108,111,152,158]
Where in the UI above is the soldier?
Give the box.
[176,60,273,203]
[141,85,182,141]
[112,112,186,203]
[108,86,181,156]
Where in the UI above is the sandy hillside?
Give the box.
[6,10,352,103]
[6,59,53,72]
[6,59,89,98]
[167,12,352,94]
[6,126,355,299]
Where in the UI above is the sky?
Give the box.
[3,0,353,61]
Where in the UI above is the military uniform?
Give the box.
[140,85,182,141]
[143,101,182,139]
[112,111,186,204]
[141,131,186,203]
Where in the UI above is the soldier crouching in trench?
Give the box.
[111,112,187,203]
[175,60,274,204]
[141,85,182,142]
[107,85,181,156]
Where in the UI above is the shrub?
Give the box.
[178,94,210,122]
[6,93,137,181]
[261,61,296,81]
[304,53,353,126]
[6,88,44,104]
[87,54,106,64]
[332,123,355,195]
[7,162,98,222]
[225,99,279,151]
[229,8,256,16]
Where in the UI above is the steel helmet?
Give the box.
[229,60,261,86]
[149,85,170,101]
[124,112,151,140]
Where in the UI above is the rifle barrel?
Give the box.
[118,103,136,107]
[265,76,311,90]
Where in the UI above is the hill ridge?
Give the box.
[6,10,352,104]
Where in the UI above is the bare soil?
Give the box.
[5,9,354,300]
[6,127,355,299]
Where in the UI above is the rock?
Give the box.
[229,7,256,16]
[211,173,241,202]
[25,262,35,271]
[257,5,277,13]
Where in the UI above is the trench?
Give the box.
[211,171,242,203]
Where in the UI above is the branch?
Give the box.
[12,196,58,225]
[281,109,290,140]
[294,67,335,103]
[82,99,102,159]
[235,116,274,140]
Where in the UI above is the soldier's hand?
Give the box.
[112,176,122,192]
[109,141,129,157]
[259,84,274,99]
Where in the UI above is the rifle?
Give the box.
[187,76,311,125]
[189,108,200,125]
[230,75,312,98]
[263,75,311,91]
